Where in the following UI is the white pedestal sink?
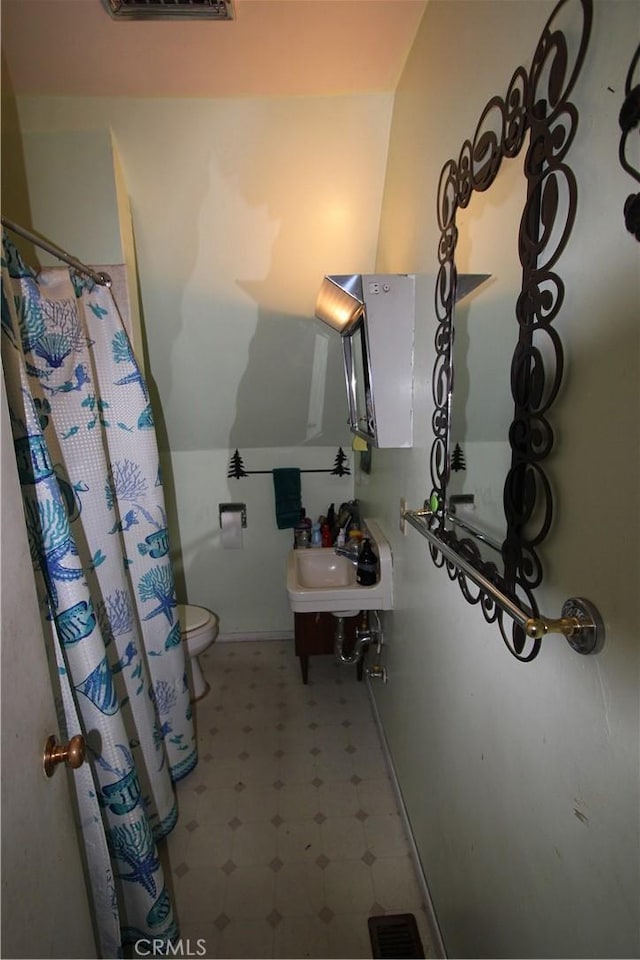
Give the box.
[286,518,393,614]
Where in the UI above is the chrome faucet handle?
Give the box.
[334,544,359,563]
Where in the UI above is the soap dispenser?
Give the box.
[356,538,378,586]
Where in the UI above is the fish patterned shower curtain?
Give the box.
[1,234,197,956]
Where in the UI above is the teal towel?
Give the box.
[273,468,302,529]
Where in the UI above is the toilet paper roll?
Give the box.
[221,509,243,549]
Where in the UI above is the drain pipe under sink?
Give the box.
[334,611,376,664]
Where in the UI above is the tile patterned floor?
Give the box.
[160,639,435,959]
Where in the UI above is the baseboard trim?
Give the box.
[217,631,294,643]
[366,678,448,959]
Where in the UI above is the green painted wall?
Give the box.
[362,1,640,956]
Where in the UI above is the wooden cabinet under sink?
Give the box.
[294,612,365,684]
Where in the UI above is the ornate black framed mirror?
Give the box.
[429,0,592,661]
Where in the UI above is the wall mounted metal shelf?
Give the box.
[402,504,605,657]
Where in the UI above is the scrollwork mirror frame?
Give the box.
[430,0,592,661]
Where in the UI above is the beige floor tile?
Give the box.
[323,860,376,915]
[351,744,388,779]
[196,756,246,789]
[325,912,373,959]
[236,784,280,822]
[224,864,275,919]
[195,786,238,825]
[206,731,248,760]
[356,776,397,816]
[161,640,437,958]
[231,820,278,866]
[175,785,204,820]
[311,699,354,725]
[321,816,368,861]
[198,713,245,738]
[364,813,410,858]
[216,917,275,959]
[244,728,281,755]
[277,817,323,863]
[278,780,323,820]
[314,721,351,752]
[273,916,331,959]
[349,721,383,751]
[238,753,281,787]
[248,676,285,698]
[185,823,234,869]
[205,689,248,713]
[165,821,194,863]
[343,691,373,715]
[277,726,317,753]
[370,856,424,912]
[314,749,355,782]
[173,921,219,959]
[274,861,325,916]
[316,779,360,818]
[172,865,227,924]
[278,750,317,783]
[210,684,247,706]
[275,709,316,731]
[275,694,316,718]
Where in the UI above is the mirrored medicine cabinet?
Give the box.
[314,273,415,448]
[314,273,487,450]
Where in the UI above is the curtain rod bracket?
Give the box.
[1,217,112,287]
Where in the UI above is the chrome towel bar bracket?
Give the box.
[401,505,605,656]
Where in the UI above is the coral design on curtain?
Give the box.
[1,234,197,953]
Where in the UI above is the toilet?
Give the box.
[178,604,219,700]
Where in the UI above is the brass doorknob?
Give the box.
[43,734,86,779]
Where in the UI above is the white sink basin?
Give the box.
[286,518,393,614]
[294,550,357,588]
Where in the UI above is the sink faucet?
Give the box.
[334,543,359,564]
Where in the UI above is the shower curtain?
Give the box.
[1,234,197,956]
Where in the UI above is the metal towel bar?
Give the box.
[402,506,604,655]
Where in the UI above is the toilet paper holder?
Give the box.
[219,502,247,528]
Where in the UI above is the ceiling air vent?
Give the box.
[102,0,235,20]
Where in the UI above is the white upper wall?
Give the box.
[18,94,393,452]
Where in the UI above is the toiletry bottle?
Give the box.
[294,510,311,548]
[356,538,378,586]
[300,509,312,532]
[347,528,363,550]
[327,503,336,541]
[294,525,310,548]
[311,523,322,548]
[321,522,332,547]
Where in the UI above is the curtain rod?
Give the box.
[1,217,112,287]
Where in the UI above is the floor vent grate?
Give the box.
[368,913,425,959]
